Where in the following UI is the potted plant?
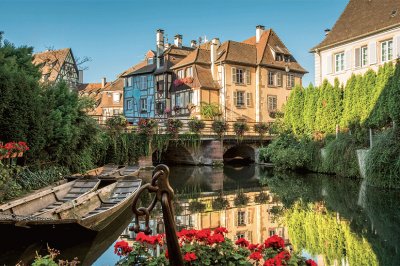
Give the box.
[188,118,205,134]
[166,119,183,138]
[233,121,249,141]
[173,105,181,114]
[254,122,270,138]
[254,191,270,204]
[212,193,229,211]
[234,189,249,207]
[188,200,206,213]
[137,118,158,136]
[212,120,228,139]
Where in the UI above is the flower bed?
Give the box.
[115,228,317,265]
[0,141,30,159]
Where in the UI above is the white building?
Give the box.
[311,0,400,86]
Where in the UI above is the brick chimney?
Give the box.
[101,77,106,88]
[256,25,265,43]
[174,34,183,48]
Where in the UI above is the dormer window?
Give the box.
[276,54,283,61]
[177,69,184,79]
[186,67,193,77]
[284,55,291,63]
[147,57,154,65]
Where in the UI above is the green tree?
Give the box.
[284,85,305,135]
[303,83,318,134]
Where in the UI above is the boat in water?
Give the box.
[0,165,141,232]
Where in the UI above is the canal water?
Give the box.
[2,165,399,265]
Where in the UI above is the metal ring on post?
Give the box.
[130,164,183,265]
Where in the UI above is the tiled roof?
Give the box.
[120,60,147,77]
[77,83,104,94]
[193,64,220,90]
[32,48,72,81]
[312,0,400,51]
[171,48,211,70]
[103,77,124,92]
[216,41,257,66]
[129,63,156,75]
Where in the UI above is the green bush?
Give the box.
[323,134,360,178]
[263,133,320,172]
[365,128,400,188]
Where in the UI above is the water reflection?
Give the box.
[3,165,399,266]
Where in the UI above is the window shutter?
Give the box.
[277,72,282,87]
[246,92,252,107]
[345,50,352,70]
[233,91,238,106]
[326,54,332,74]
[232,67,236,83]
[354,48,361,68]
[234,212,238,226]
[246,70,251,84]
[369,42,377,65]
[395,35,400,59]
[247,209,253,224]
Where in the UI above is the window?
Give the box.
[268,72,275,86]
[335,52,345,72]
[113,93,120,103]
[236,232,246,240]
[140,98,147,112]
[147,57,154,65]
[267,95,277,112]
[113,109,120,115]
[140,76,147,90]
[381,39,393,62]
[361,46,368,66]
[276,72,282,87]
[147,75,153,89]
[232,68,244,84]
[133,76,140,89]
[269,229,276,237]
[287,74,295,88]
[276,53,283,61]
[156,102,165,115]
[237,211,246,226]
[126,77,132,87]
[175,93,182,107]
[177,69,184,79]
[186,67,193,77]
[245,69,251,84]
[234,91,245,107]
[126,99,133,110]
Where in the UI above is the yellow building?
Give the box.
[170,26,307,122]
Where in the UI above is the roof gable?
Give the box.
[312,0,400,51]
[33,48,74,81]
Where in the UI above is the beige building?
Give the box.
[311,0,400,86]
[170,26,307,122]
[33,48,81,89]
[78,77,124,123]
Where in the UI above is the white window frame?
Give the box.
[186,67,193,77]
[235,91,245,107]
[140,98,147,112]
[267,95,277,112]
[335,52,345,72]
[361,46,368,66]
[287,74,295,88]
[177,69,184,79]
[126,77,132,87]
[126,99,133,110]
[268,71,275,86]
[237,211,246,226]
[381,39,393,62]
[232,68,244,84]
[113,93,120,103]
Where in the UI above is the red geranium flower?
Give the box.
[207,233,225,245]
[114,240,132,256]
[165,249,169,259]
[235,238,249,247]
[195,228,211,241]
[306,259,318,266]
[276,250,291,261]
[183,252,197,262]
[249,251,263,261]
[264,235,285,249]
[213,227,228,235]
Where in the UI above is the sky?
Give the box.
[0,0,349,86]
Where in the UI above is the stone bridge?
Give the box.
[146,137,273,166]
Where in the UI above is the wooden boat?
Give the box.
[69,164,123,179]
[21,178,142,231]
[0,178,101,218]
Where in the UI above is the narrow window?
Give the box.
[276,72,282,87]
[267,95,277,112]
[140,98,147,112]
[361,46,368,66]
[268,72,275,86]
[287,74,295,88]
[234,91,245,107]
[335,52,345,72]
[237,211,246,226]
[381,39,393,62]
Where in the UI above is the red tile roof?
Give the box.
[32,48,72,81]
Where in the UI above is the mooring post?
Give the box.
[130,164,183,266]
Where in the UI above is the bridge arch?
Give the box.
[152,144,196,165]
[223,144,255,164]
